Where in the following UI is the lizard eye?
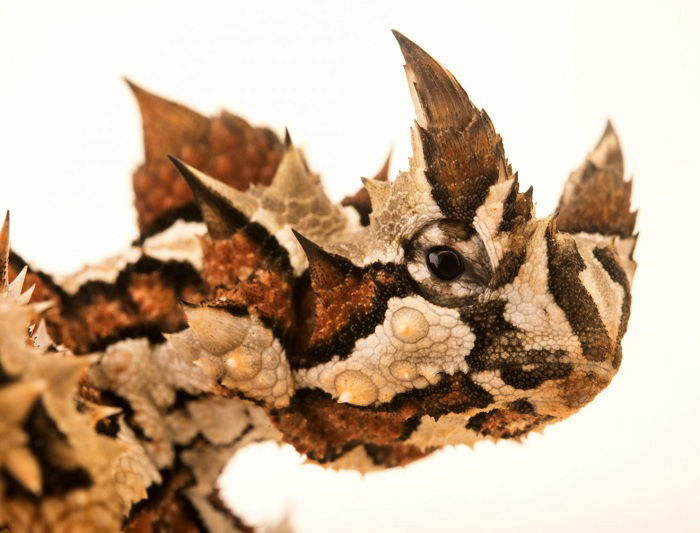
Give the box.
[426,246,465,280]
[405,221,492,306]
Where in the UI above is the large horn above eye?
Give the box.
[393,31,513,224]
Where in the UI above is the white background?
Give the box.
[1,1,699,532]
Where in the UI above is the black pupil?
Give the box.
[426,247,464,280]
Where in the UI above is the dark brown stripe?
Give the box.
[545,227,612,362]
[465,406,553,440]
[593,247,631,369]
[419,126,498,226]
[490,248,526,288]
[461,300,572,388]
[134,203,202,244]
[42,255,204,353]
[288,262,412,370]
[23,399,93,497]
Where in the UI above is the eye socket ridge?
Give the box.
[426,246,465,281]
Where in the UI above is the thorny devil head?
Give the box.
[164,32,637,467]
[0,31,637,530]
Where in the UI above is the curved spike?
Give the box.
[168,156,256,238]
[392,30,477,130]
[32,318,53,351]
[267,147,317,198]
[393,31,510,223]
[361,177,392,214]
[284,127,293,148]
[8,265,28,299]
[126,79,209,163]
[340,151,393,226]
[590,121,623,176]
[17,283,35,305]
[0,211,9,289]
[373,149,392,182]
[557,121,636,237]
[84,402,123,427]
[548,212,559,235]
[291,230,352,291]
[499,172,534,232]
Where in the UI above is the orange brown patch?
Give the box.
[310,272,377,345]
[200,233,295,331]
[128,272,186,329]
[289,261,412,369]
[271,372,498,466]
[129,83,283,237]
[200,233,263,288]
[270,390,428,467]
[9,254,205,354]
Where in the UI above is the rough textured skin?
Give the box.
[0,32,637,532]
[129,81,284,239]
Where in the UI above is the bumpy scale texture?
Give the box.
[0,31,637,532]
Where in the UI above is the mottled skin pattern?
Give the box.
[0,32,636,532]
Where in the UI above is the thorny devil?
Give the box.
[0,32,637,532]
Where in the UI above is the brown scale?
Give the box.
[557,122,637,238]
[270,371,495,467]
[129,82,284,237]
[271,390,427,467]
[0,212,9,288]
[200,234,295,331]
[278,230,415,370]
[466,406,550,440]
[307,270,377,347]
[167,155,299,335]
[8,254,205,353]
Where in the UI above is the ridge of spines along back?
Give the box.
[556,121,637,245]
[392,30,532,226]
[127,80,284,237]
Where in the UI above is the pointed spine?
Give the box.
[266,147,318,198]
[168,156,256,238]
[557,122,636,238]
[126,80,209,163]
[291,230,354,291]
[361,177,392,214]
[392,31,511,223]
